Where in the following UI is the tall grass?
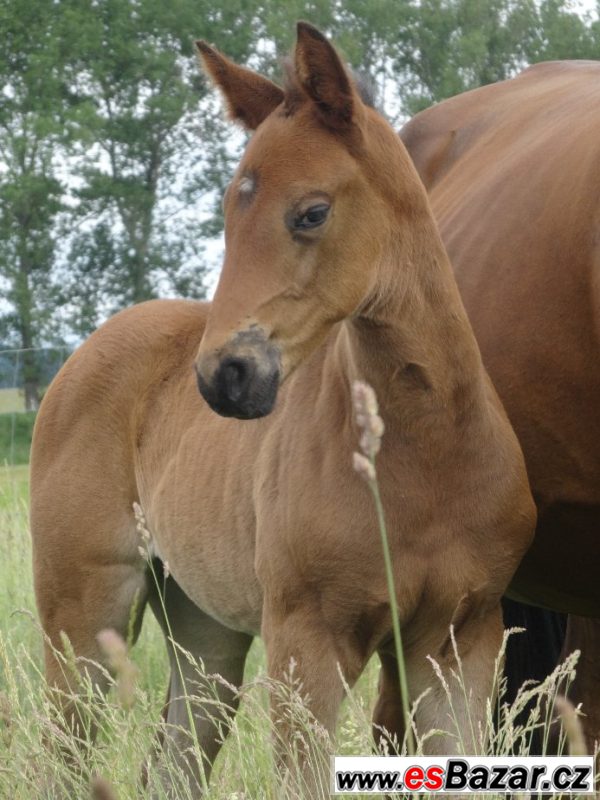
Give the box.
[0,456,593,798]
[0,411,36,466]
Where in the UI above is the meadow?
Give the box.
[0,388,38,465]
[0,389,24,415]
[0,459,589,799]
[0,462,382,798]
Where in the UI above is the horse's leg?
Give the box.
[500,598,567,754]
[262,601,367,799]
[33,508,148,788]
[501,597,567,702]
[32,516,147,798]
[372,652,404,753]
[147,572,253,797]
[373,603,504,755]
[559,614,600,751]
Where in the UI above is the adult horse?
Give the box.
[30,24,535,795]
[401,59,600,746]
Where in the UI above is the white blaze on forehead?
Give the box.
[238,175,255,196]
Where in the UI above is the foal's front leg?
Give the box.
[262,599,367,799]
[374,601,504,755]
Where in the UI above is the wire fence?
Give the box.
[0,347,70,468]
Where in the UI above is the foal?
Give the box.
[31,23,535,796]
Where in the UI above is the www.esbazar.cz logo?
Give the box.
[331,756,595,794]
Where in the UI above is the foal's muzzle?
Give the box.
[196,332,281,420]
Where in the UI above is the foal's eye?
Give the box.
[293,203,330,231]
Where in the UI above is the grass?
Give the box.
[0,411,36,466]
[0,465,381,799]
[0,387,25,414]
[0,463,593,799]
[0,463,29,507]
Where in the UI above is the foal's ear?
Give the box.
[294,22,359,130]
[195,41,284,131]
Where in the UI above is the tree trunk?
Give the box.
[22,350,41,412]
[23,379,40,412]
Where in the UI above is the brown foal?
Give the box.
[30,23,535,796]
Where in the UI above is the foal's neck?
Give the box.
[340,205,488,442]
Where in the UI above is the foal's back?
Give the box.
[31,299,208,496]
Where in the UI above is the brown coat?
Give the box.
[401,58,600,742]
[30,24,536,795]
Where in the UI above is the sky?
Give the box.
[572,0,597,12]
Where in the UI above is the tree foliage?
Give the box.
[0,0,74,407]
[395,0,600,114]
[0,0,598,391]
[62,0,257,333]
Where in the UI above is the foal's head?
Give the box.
[195,23,422,419]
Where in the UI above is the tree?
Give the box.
[257,0,409,95]
[525,0,599,62]
[393,0,598,115]
[63,0,258,335]
[395,0,539,114]
[0,0,72,409]
[1,0,598,363]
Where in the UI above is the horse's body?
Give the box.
[401,59,600,742]
[31,25,535,795]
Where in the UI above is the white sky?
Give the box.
[572,0,597,11]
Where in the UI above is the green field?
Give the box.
[0,466,584,798]
[0,388,42,467]
[0,388,25,414]
[0,412,36,466]
[0,464,29,507]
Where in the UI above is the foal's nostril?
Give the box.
[196,343,279,419]
[221,358,250,402]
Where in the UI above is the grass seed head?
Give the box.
[133,500,152,545]
[352,381,378,418]
[555,695,587,756]
[352,381,384,458]
[352,451,376,482]
[97,629,139,710]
